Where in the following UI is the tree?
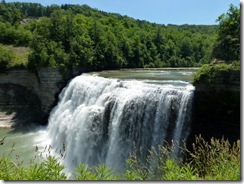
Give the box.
[180,37,193,59]
[212,4,240,62]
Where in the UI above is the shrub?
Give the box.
[161,159,198,180]
[124,136,240,180]
[0,155,67,180]
[186,135,240,180]
[0,44,13,71]
[74,164,118,180]
[193,62,240,84]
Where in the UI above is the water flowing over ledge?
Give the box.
[47,74,194,173]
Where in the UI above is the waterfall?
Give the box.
[47,74,194,173]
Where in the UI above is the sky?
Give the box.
[6,0,241,25]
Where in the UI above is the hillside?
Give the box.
[1,2,218,71]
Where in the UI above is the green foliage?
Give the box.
[193,64,226,83]
[212,4,240,61]
[0,22,32,46]
[74,164,96,180]
[74,164,118,180]
[93,165,118,180]
[0,155,67,180]
[0,2,240,71]
[161,159,198,180]
[24,156,66,180]
[187,135,240,180]
[123,136,240,181]
[0,157,21,180]
[0,135,240,180]
[0,2,221,71]
[0,44,14,71]
[229,60,240,70]
[9,46,31,67]
[26,7,217,71]
[0,45,30,70]
[124,142,198,180]
[193,62,240,84]
[0,1,23,25]
[124,150,150,180]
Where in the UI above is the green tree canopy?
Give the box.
[0,2,220,71]
[212,4,240,62]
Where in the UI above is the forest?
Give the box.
[0,1,240,72]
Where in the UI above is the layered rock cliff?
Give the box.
[0,68,83,126]
[187,70,240,148]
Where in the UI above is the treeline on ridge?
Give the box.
[0,1,239,72]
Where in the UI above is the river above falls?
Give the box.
[0,68,198,169]
[90,68,197,87]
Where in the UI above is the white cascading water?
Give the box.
[47,74,194,173]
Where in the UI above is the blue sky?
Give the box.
[6,0,240,25]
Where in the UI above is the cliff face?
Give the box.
[0,83,42,128]
[0,68,83,125]
[187,70,240,148]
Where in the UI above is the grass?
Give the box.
[0,135,240,180]
[187,135,240,180]
[0,44,31,70]
[6,45,31,68]
[10,46,31,68]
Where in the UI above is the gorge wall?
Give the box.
[187,70,240,147]
[0,83,42,128]
[0,68,83,125]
